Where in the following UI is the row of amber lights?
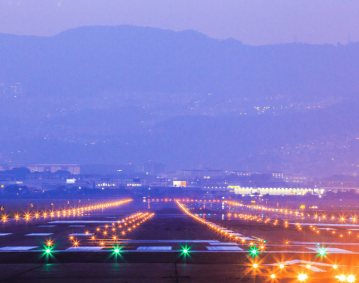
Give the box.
[148,199,222,203]
[219,204,356,281]
[178,201,354,281]
[225,201,357,223]
[225,201,359,240]
[211,211,354,272]
[227,212,359,249]
[176,200,264,246]
[250,263,355,282]
[68,212,154,247]
[1,199,133,223]
[297,223,359,240]
[235,210,358,241]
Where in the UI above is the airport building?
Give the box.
[229,186,324,196]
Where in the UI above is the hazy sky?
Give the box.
[0,0,358,45]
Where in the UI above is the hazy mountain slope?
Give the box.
[0,25,358,100]
[0,25,358,175]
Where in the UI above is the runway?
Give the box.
[0,200,358,282]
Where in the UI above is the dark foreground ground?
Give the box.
[0,200,358,282]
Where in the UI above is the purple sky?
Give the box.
[0,0,358,45]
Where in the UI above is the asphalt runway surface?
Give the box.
[0,199,358,282]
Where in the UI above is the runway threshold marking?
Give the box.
[0,246,39,251]
[206,246,243,251]
[25,233,53,236]
[65,247,103,251]
[136,246,172,251]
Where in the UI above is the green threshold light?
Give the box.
[248,246,260,258]
[318,248,326,257]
